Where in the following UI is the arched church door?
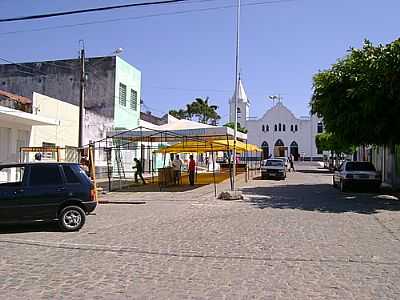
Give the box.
[261,141,269,159]
[274,139,285,157]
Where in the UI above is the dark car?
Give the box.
[0,163,97,231]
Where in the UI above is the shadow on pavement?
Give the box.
[112,183,207,193]
[253,176,285,181]
[296,169,333,175]
[0,221,60,234]
[241,184,400,214]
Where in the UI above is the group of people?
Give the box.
[170,154,196,186]
[132,154,196,186]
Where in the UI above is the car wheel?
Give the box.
[58,205,86,232]
[340,180,347,192]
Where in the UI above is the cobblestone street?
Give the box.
[1,163,400,299]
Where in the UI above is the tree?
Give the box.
[169,97,221,125]
[310,39,400,146]
[169,109,189,120]
[315,132,354,153]
[315,132,355,169]
[224,122,248,134]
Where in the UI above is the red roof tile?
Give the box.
[0,89,32,105]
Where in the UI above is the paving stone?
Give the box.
[0,163,399,299]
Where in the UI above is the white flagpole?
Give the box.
[232,0,241,191]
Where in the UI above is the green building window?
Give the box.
[119,83,127,106]
[130,89,137,111]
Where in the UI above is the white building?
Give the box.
[0,90,79,163]
[229,80,324,160]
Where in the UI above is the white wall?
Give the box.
[0,122,30,163]
[230,97,249,128]
[30,92,79,147]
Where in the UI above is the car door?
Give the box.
[61,164,88,201]
[19,164,67,220]
[0,166,27,221]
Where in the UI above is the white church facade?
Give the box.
[229,80,324,161]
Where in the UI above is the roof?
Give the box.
[0,162,78,168]
[250,102,298,122]
[156,140,262,153]
[107,126,247,142]
[160,115,215,130]
[140,113,215,131]
[0,105,58,126]
[231,79,249,103]
[0,89,31,105]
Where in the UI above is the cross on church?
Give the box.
[268,94,283,105]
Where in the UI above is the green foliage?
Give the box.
[169,109,188,120]
[169,97,221,125]
[315,133,353,154]
[223,122,248,134]
[311,39,400,145]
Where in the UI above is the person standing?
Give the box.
[132,158,146,184]
[172,154,183,184]
[289,156,295,172]
[188,155,196,186]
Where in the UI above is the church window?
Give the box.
[274,124,277,131]
[278,123,281,131]
[262,125,265,132]
[266,125,269,132]
[295,125,298,131]
[291,125,293,132]
[283,124,286,131]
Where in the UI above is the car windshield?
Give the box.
[266,160,284,166]
[345,162,376,171]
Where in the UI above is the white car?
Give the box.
[275,157,289,170]
[333,161,381,192]
[261,159,286,180]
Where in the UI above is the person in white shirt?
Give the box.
[172,154,183,184]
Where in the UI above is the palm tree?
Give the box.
[189,97,221,124]
[169,97,220,124]
[169,109,188,119]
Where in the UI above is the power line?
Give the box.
[0,0,194,23]
[0,0,296,36]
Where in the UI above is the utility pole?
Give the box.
[78,44,85,148]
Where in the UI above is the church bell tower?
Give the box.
[229,78,250,128]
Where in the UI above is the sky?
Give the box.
[0,0,399,123]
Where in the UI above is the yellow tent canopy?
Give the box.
[156,140,262,153]
[244,143,263,152]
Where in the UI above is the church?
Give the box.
[229,80,324,161]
